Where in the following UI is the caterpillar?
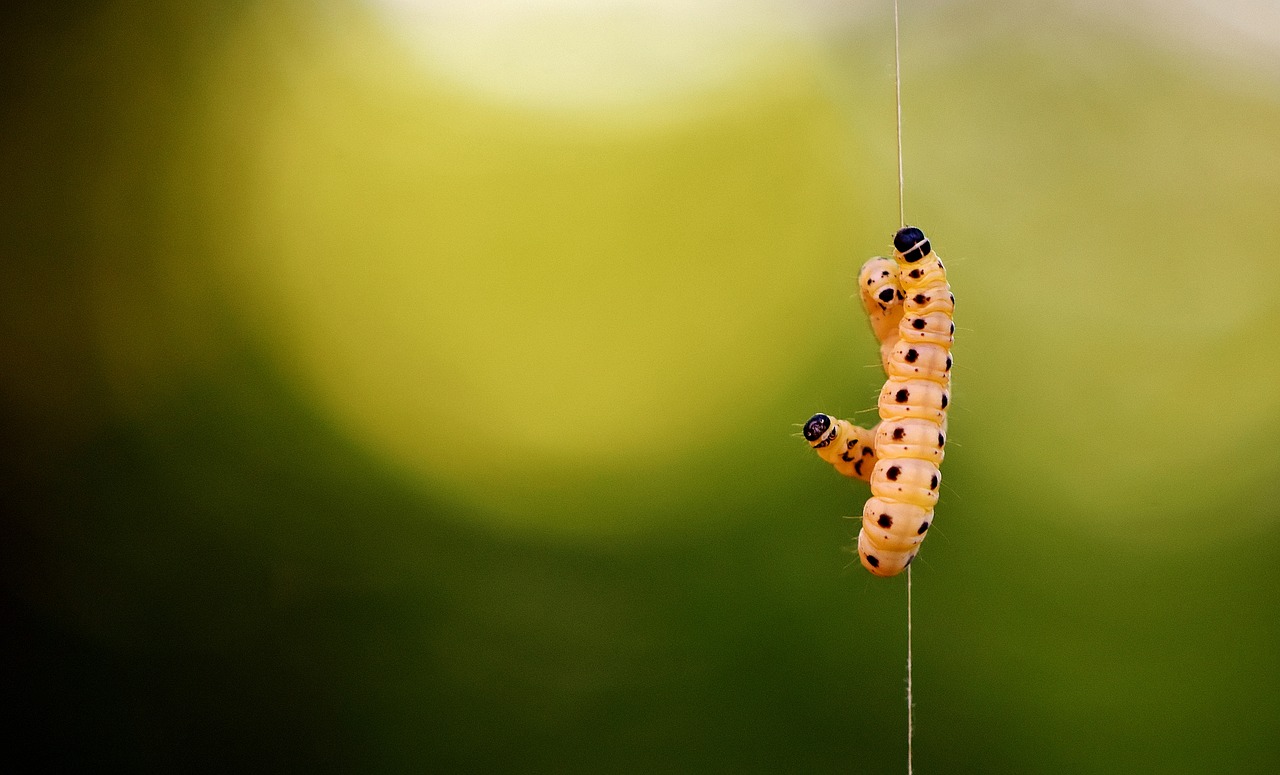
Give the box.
[804,226,953,577]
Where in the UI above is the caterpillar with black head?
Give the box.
[804,226,953,577]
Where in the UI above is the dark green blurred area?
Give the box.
[4,2,1280,773]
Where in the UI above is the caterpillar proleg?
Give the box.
[805,226,953,577]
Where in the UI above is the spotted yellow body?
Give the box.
[804,227,953,577]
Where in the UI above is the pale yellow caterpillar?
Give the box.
[804,226,953,578]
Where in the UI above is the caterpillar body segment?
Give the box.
[858,226,953,578]
[869,458,940,509]
[899,312,955,347]
[802,413,880,482]
[877,377,949,425]
[901,286,955,318]
[875,418,946,466]
[885,340,952,382]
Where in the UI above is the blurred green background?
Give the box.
[4,0,1279,772]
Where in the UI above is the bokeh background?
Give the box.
[4,0,1279,771]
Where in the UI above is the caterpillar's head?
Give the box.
[893,226,931,263]
[803,413,836,448]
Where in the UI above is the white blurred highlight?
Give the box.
[366,0,870,113]
[1072,0,1280,78]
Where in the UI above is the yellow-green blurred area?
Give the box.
[4,0,1279,770]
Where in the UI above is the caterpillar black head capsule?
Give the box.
[803,413,833,446]
[893,226,931,263]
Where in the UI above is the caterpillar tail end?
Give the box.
[857,529,916,578]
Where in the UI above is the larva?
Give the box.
[805,226,953,577]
